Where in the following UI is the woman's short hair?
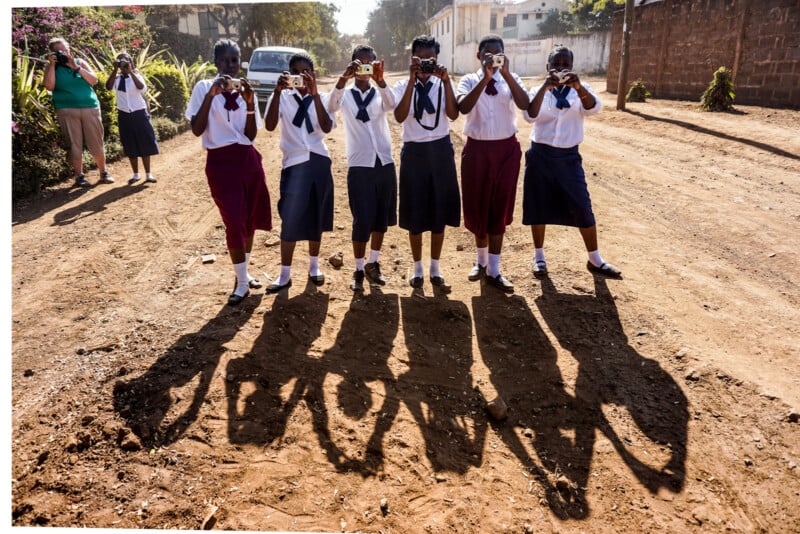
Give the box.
[289,52,315,71]
[213,39,240,61]
[411,35,439,55]
[47,37,69,52]
[548,45,573,64]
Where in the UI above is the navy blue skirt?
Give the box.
[278,153,334,242]
[118,109,159,158]
[522,143,596,228]
[399,135,461,234]
[348,158,397,242]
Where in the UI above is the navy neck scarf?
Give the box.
[118,73,129,92]
[351,87,376,122]
[414,81,436,120]
[552,86,571,109]
[292,94,314,133]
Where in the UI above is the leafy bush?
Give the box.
[147,60,190,121]
[626,81,651,103]
[12,114,70,199]
[701,67,736,112]
[150,116,179,141]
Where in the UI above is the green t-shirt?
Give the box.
[51,63,99,109]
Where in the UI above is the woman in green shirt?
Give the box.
[44,37,114,187]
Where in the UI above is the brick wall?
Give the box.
[607,0,800,108]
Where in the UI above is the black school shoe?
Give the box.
[586,261,622,278]
[266,279,292,294]
[350,270,365,291]
[485,274,514,293]
[364,262,386,285]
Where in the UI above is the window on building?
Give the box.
[198,10,219,40]
[447,16,450,33]
[536,13,543,19]
[490,14,497,30]
[522,13,529,20]
[503,14,517,28]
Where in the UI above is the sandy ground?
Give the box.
[10,74,800,533]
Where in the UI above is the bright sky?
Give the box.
[331,0,380,36]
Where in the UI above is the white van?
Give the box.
[242,46,308,110]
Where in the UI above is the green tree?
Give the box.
[538,10,573,37]
[569,0,625,32]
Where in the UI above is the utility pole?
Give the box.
[616,0,635,110]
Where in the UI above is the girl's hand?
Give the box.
[342,61,358,79]
[276,71,291,93]
[303,71,318,96]
[409,56,423,81]
[372,59,385,84]
[239,78,255,105]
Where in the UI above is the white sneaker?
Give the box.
[128,174,141,185]
[145,173,157,183]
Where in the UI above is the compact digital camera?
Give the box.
[420,59,437,74]
[356,63,373,76]
[554,70,571,84]
[491,54,505,67]
[118,59,129,70]
[54,50,69,65]
[225,78,242,91]
[287,75,305,88]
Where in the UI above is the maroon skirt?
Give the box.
[206,143,272,249]
[460,135,521,238]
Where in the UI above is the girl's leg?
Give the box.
[409,233,424,286]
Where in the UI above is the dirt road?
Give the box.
[11,75,800,532]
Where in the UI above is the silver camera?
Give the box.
[554,70,571,84]
[225,78,242,91]
[356,63,373,76]
[287,75,305,88]
[491,54,504,67]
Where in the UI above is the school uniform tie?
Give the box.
[414,81,436,120]
[118,74,128,93]
[292,94,314,133]
[552,86,571,109]
[222,91,240,111]
[351,87,376,122]
[485,78,498,96]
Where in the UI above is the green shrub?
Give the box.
[701,66,735,112]
[626,80,651,103]
[150,116,179,141]
[147,60,190,121]
[94,70,119,139]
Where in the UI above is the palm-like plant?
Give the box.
[12,46,58,132]
[168,51,217,90]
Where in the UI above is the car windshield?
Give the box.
[248,51,294,73]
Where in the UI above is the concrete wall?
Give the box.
[607,0,800,108]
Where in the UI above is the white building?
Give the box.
[428,0,609,77]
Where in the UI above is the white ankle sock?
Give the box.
[487,253,501,277]
[588,250,604,268]
[368,249,380,263]
[355,257,365,271]
[245,252,255,282]
[309,256,321,277]
[534,248,546,263]
[277,265,292,285]
[233,262,249,296]
[413,260,423,278]
[430,259,441,277]
[476,247,488,267]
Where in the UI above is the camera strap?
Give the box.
[413,80,442,131]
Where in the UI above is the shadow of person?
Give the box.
[535,275,688,497]
[305,287,401,476]
[473,284,590,519]
[51,182,151,226]
[398,292,487,474]
[112,294,263,447]
[225,280,329,447]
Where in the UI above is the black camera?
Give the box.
[420,59,436,74]
[54,50,69,65]
[118,59,129,70]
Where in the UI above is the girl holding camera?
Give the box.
[185,39,272,306]
[523,45,621,279]
[392,35,460,290]
[456,34,530,293]
[264,52,335,294]
[105,52,159,185]
[327,45,397,292]
[43,37,114,187]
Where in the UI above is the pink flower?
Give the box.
[12,121,19,133]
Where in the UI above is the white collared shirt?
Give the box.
[185,78,263,150]
[328,83,395,168]
[392,77,454,143]
[266,89,336,169]
[114,73,148,113]
[523,81,602,148]
[457,69,523,140]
